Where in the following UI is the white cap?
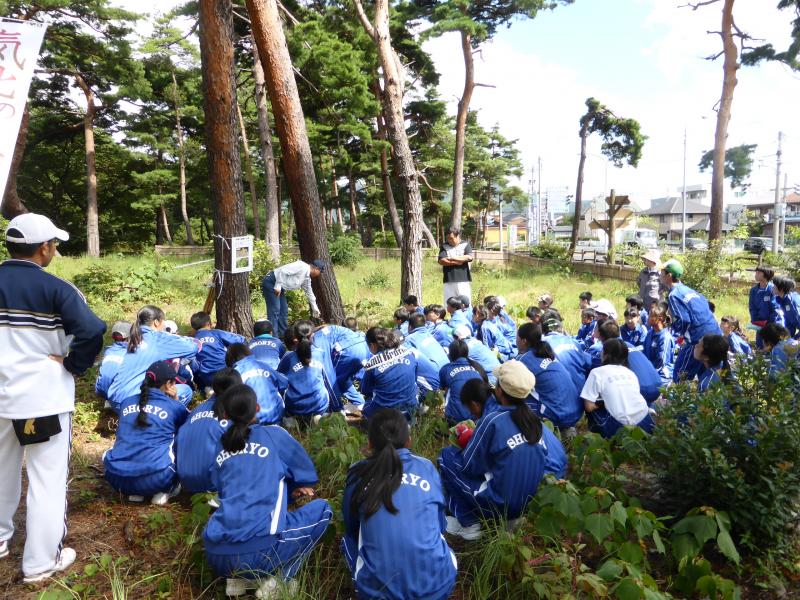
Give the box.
[453,325,473,339]
[163,320,179,334]
[592,299,617,320]
[6,213,69,244]
[496,296,508,308]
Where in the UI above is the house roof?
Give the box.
[643,197,710,216]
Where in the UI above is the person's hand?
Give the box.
[292,487,315,499]
[273,288,281,296]
[48,355,65,365]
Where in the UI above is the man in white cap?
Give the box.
[0,213,106,582]
[637,250,665,310]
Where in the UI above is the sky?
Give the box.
[114,0,800,211]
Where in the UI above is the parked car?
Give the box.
[744,236,776,254]
[685,238,708,251]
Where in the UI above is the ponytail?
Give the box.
[136,380,151,428]
[296,339,313,367]
[219,384,257,453]
[517,322,555,360]
[505,393,542,445]
[128,305,165,353]
[221,421,250,454]
[366,327,400,352]
[351,408,407,519]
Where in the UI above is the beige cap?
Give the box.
[641,249,661,266]
[493,361,536,399]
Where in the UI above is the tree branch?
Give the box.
[474,82,496,88]
[352,0,376,40]
[682,0,722,9]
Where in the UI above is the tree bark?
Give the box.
[355,0,424,302]
[247,0,345,323]
[348,169,360,232]
[371,80,403,247]
[198,0,255,336]
[172,72,195,245]
[251,39,280,260]
[159,201,173,244]
[1,104,30,219]
[448,27,475,232]
[606,190,616,265]
[570,122,589,252]
[75,74,100,257]
[710,0,738,243]
[237,101,262,240]
[420,220,436,248]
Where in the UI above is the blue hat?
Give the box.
[311,259,327,272]
[144,360,178,387]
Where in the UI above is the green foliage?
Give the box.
[663,242,732,298]
[305,414,366,500]
[372,231,397,248]
[699,144,758,190]
[529,241,571,263]
[327,233,362,267]
[581,98,647,168]
[648,355,800,554]
[360,269,391,289]
[73,262,166,307]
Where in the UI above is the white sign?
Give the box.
[230,235,253,273]
[0,19,46,205]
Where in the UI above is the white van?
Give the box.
[618,228,658,249]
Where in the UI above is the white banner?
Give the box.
[0,19,46,206]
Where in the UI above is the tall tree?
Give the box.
[354,0,425,301]
[198,0,254,335]
[246,0,346,323]
[570,98,645,252]
[699,143,757,190]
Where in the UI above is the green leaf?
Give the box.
[671,532,701,563]
[618,541,645,565]
[651,529,665,554]
[84,563,99,577]
[585,513,614,544]
[672,515,717,546]
[613,576,644,600]
[596,559,623,581]
[611,501,628,527]
[716,529,741,564]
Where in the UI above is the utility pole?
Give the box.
[537,156,543,238]
[499,195,504,253]
[527,167,534,246]
[772,131,783,253]
[780,173,788,248]
[681,127,687,253]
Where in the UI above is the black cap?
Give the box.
[311,259,327,272]
[144,360,178,387]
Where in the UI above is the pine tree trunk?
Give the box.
[198,0,255,336]
[172,72,195,245]
[348,170,360,232]
[247,0,346,323]
[237,101,262,240]
[371,80,403,247]
[1,104,29,219]
[570,123,589,252]
[449,27,474,232]
[606,190,617,265]
[160,201,173,244]
[251,39,280,260]
[710,0,738,243]
[76,75,100,257]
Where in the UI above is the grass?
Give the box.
[0,251,760,599]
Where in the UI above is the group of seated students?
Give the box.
[93,267,799,599]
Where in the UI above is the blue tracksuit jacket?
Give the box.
[361,348,419,411]
[621,323,648,347]
[404,329,449,371]
[643,328,676,386]
[104,388,189,479]
[779,292,800,338]
[107,327,199,405]
[277,349,332,416]
[95,341,128,399]
[429,321,454,349]
[667,283,721,343]
[312,325,368,400]
[517,351,581,428]
[492,312,518,353]
[575,321,596,350]
[342,450,457,600]
[749,282,781,324]
[727,333,752,356]
[476,320,513,361]
[439,358,484,424]
[176,399,228,493]
[626,342,663,403]
[543,333,592,394]
[232,355,289,424]
[465,338,500,385]
[248,334,286,370]
[194,328,247,381]
[770,340,799,375]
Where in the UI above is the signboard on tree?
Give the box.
[0,19,46,205]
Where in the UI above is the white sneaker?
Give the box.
[342,402,362,415]
[151,484,181,506]
[310,414,324,426]
[445,515,482,540]
[0,539,8,558]
[255,578,299,599]
[23,547,77,583]
[207,496,220,508]
[225,577,258,596]
[128,495,145,503]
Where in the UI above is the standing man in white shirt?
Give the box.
[261,259,326,338]
[438,228,473,305]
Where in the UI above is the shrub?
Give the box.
[360,269,390,289]
[73,263,166,307]
[372,231,397,248]
[328,233,362,267]
[663,242,731,298]
[647,354,800,554]
[529,241,570,263]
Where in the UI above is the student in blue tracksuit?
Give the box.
[694,334,736,393]
[225,344,288,425]
[107,306,199,411]
[95,321,131,401]
[342,409,457,600]
[203,385,331,597]
[446,297,470,332]
[404,314,450,370]
[104,361,189,504]
[277,332,332,420]
[575,308,597,351]
[247,319,286,369]
[749,266,781,347]
[361,327,419,421]
[176,368,241,494]
[541,311,592,395]
[516,322,582,430]
[761,323,799,375]
[625,295,649,330]
[438,361,550,540]
[473,304,513,362]
[487,298,517,355]
[621,308,648,347]
[581,339,655,439]
[439,339,487,425]
[191,311,247,391]
[594,320,662,404]
[425,304,454,350]
[773,276,800,339]
[643,306,676,387]
[402,295,425,316]
[661,260,721,382]
[393,308,410,339]
[312,322,368,409]
[457,377,566,479]
[719,315,752,359]
[452,325,500,386]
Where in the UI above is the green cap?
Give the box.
[662,258,684,279]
